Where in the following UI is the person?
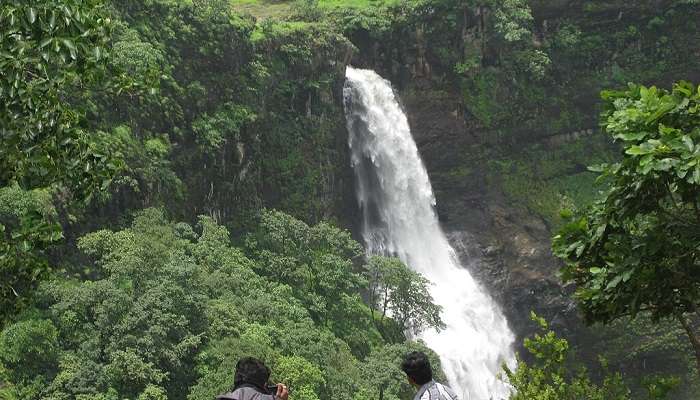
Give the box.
[216,357,289,400]
[401,351,459,400]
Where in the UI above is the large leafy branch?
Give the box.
[553,81,700,378]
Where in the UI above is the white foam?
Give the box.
[344,66,516,400]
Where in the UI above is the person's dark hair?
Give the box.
[401,351,433,385]
[233,357,271,390]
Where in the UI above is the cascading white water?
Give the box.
[343,67,516,400]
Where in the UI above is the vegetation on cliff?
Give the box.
[506,313,680,400]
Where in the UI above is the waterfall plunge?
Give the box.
[343,67,516,400]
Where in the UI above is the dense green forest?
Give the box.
[1,0,699,399]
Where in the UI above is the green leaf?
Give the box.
[653,158,676,171]
[626,145,650,156]
[100,178,112,191]
[606,275,622,290]
[588,163,607,173]
[675,84,692,96]
[639,154,653,167]
[49,230,64,241]
[60,38,77,60]
[615,131,647,141]
[645,101,675,124]
[622,269,633,282]
[682,135,694,152]
[26,7,36,24]
[692,166,700,184]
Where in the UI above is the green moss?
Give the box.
[461,69,504,128]
[489,135,617,228]
[581,315,700,399]
[231,0,295,19]
[0,184,56,219]
[251,20,313,42]
[318,0,398,10]
[230,0,397,19]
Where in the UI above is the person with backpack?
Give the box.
[401,351,459,400]
[216,357,289,400]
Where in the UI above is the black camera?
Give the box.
[266,384,278,394]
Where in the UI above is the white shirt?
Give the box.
[413,380,459,400]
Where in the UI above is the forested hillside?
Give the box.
[2,206,447,399]
[2,0,699,399]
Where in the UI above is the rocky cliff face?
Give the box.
[399,87,583,348]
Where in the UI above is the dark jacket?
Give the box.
[216,384,275,400]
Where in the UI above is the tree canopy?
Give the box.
[0,209,443,400]
[553,81,700,377]
[0,0,125,324]
[504,313,679,400]
[365,256,444,337]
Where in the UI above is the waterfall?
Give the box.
[343,67,516,400]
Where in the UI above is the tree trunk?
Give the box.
[678,313,700,381]
[479,5,486,59]
[382,287,389,320]
[368,281,380,331]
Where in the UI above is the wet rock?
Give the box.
[395,87,588,353]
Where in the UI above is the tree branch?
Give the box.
[677,312,700,381]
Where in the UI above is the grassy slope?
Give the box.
[231,0,294,18]
[230,0,397,18]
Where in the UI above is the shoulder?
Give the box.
[217,388,275,400]
[418,382,437,400]
[436,382,459,400]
